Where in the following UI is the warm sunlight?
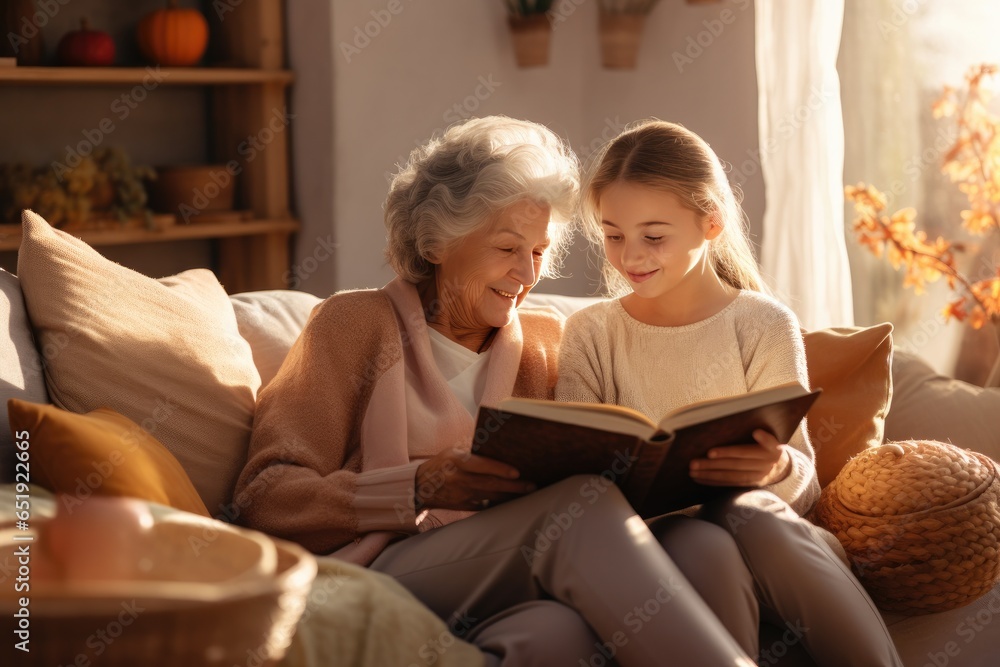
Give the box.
[1,2,995,666]
[625,514,653,546]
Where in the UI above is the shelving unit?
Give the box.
[0,219,298,251]
[0,67,295,85]
[0,0,299,293]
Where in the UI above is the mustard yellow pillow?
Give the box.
[7,398,210,517]
[802,323,894,488]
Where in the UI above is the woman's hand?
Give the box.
[688,429,791,488]
[415,448,537,511]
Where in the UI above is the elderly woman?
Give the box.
[234,117,758,666]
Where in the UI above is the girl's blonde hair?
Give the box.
[581,119,765,297]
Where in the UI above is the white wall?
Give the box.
[289,0,762,297]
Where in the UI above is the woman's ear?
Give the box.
[704,213,724,241]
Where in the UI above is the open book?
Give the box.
[472,382,821,517]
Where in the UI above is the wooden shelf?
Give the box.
[0,218,299,251]
[0,2,298,293]
[0,67,294,86]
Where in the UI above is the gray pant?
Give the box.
[657,490,903,667]
[370,476,901,667]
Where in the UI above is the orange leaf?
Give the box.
[942,299,968,323]
[968,307,987,329]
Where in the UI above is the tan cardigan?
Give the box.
[234,277,563,565]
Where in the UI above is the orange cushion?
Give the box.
[802,323,894,488]
[7,398,210,516]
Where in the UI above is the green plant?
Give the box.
[505,0,554,17]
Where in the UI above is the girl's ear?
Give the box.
[704,213,724,241]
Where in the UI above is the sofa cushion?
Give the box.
[802,324,893,488]
[0,268,50,482]
[885,350,1000,462]
[522,291,603,319]
[7,398,210,516]
[884,581,1000,666]
[15,210,260,514]
[231,290,323,388]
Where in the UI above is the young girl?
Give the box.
[556,120,902,666]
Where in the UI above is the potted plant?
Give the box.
[598,0,660,69]
[505,1,553,68]
[846,64,1000,387]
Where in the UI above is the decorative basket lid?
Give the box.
[834,441,996,516]
[814,440,1000,614]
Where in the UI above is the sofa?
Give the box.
[2,210,1000,666]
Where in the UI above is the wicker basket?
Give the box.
[813,440,1000,614]
[0,514,317,666]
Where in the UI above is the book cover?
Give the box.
[472,383,821,517]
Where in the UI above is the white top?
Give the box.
[426,327,493,416]
[554,291,820,515]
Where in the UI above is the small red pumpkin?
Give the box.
[57,19,116,67]
[137,0,209,67]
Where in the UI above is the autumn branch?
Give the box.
[846,64,1000,386]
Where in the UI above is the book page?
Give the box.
[657,382,809,434]
[497,398,658,440]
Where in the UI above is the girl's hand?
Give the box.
[689,429,791,488]
[415,448,537,511]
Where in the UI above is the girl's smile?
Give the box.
[626,268,660,283]
[600,182,719,298]
[599,181,736,326]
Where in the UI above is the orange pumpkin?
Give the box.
[136,0,209,67]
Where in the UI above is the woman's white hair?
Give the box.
[384,116,580,283]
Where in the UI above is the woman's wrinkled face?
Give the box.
[432,200,552,332]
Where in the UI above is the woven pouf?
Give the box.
[812,439,1000,614]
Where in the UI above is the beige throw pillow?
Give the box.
[885,350,1000,462]
[230,290,322,389]
[16,210,261,513]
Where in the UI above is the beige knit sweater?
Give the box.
[555,292,820,515]
[233,277,563,565]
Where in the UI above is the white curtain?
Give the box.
[754,0,854,329]
[839,0,924,330]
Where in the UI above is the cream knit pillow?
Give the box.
[16,210,261,513]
